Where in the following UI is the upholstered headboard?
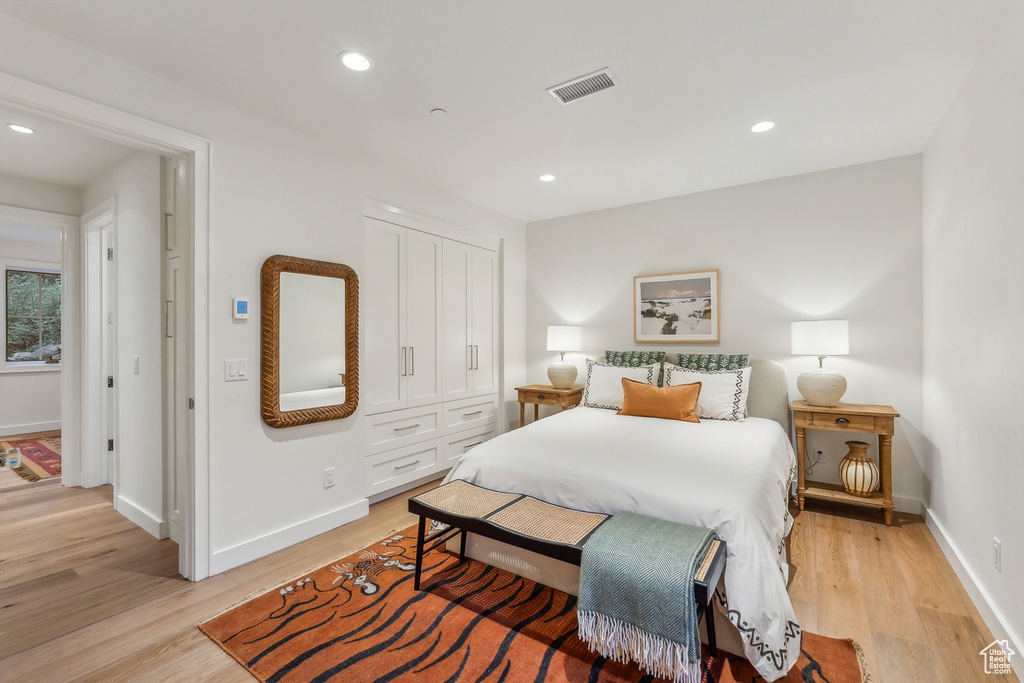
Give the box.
[596,354,792,437]
[747,357,792,438]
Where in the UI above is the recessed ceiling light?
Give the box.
[339,51,373,72]
[539,174,556,182]
[430,108,447,118]
[751,121,775,133]
[7,123,35,134]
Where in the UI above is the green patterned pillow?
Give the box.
[676,353,749,371]
[604,350,667,367]
[605,350,666,386]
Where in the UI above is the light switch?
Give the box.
[225,359,248,381]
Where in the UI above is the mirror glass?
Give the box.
[261,255,358,427]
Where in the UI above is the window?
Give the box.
[5,268,61,364]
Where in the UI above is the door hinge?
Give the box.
[107,376,114,388]
[107,438,114,452]
[107,247,114,261]
[188,398,195,410]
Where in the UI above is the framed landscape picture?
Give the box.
[634,269,720,342]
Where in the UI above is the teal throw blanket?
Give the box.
[577,512,715,683]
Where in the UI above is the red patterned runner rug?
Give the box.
[199,526,869,682]
[2,435,61,479]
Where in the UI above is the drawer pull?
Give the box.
[835,417,850,424]
[537,394,546,400]
[463,442,483,451]
[395,460,421,470]
[394,423,421,432]
[463,410,483,417]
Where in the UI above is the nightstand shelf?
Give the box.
[792,401,900,525]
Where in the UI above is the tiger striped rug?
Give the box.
[200,527,868,682]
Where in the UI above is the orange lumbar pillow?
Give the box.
[617,378,701,423]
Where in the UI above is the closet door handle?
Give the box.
[468,345,473,370]
[473,345,479,370]
[401,347,407,376]
[409,346,415,376]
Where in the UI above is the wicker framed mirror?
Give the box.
[260,255,359,427]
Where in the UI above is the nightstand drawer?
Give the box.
[810,412,875,430]
[519,389,563,406]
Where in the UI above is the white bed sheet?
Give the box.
[445,406,801,681]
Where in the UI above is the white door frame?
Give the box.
[0,71,212,580]
[80,199,116,489]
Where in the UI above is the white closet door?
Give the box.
[405,230,442,407]
[441,239,473,401]
[471,246,499,396]
[364,218,407,414]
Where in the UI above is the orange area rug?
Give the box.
[200,526,868,682]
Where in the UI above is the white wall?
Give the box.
[922,0,1022,655]
[0,235,62,436]
[526,156,925,506]
[0,13,526,573]
[82,151,164,531]
[0,173,81,215]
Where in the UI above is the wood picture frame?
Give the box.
[260,255,359,428]
[634,269,720,343]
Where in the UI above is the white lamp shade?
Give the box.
[546,325,582,352]
[791,320,849,356]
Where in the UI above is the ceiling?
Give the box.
[0,1,1006,223]
[0,105,135,189]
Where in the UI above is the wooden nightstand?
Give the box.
[792,401,900,525]
[515,385,583,428]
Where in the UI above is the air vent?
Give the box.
[546,68,616,105]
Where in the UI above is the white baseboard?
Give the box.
[924,506,1021,675]
[115,494,165,540]
[893,495,925,516]
[210,498,370,575]
[0,420,61,437]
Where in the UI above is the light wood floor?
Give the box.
[0,481,1016,683]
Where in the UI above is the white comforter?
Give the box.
[445,406,801,681]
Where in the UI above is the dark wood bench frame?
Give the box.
[408,482,727,656]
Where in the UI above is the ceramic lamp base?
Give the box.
[796,367,847,406]
[547,361,578,389]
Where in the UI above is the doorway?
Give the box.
[0,71,211,580]
[0,205,73,491]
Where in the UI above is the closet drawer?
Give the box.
[365,439,442,497]
[442,394,498,434]
[366,404,442,454]
[442,424,497,467]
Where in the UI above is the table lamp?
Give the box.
[546,325,582,389]
[791,320,849,406]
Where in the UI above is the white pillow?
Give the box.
[582,360,660,410]
[663,364,751,421]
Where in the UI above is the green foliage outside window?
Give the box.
[6,269,62,362]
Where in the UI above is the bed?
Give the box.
[442,357,801,681]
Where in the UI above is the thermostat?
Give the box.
[233,297,249,320]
